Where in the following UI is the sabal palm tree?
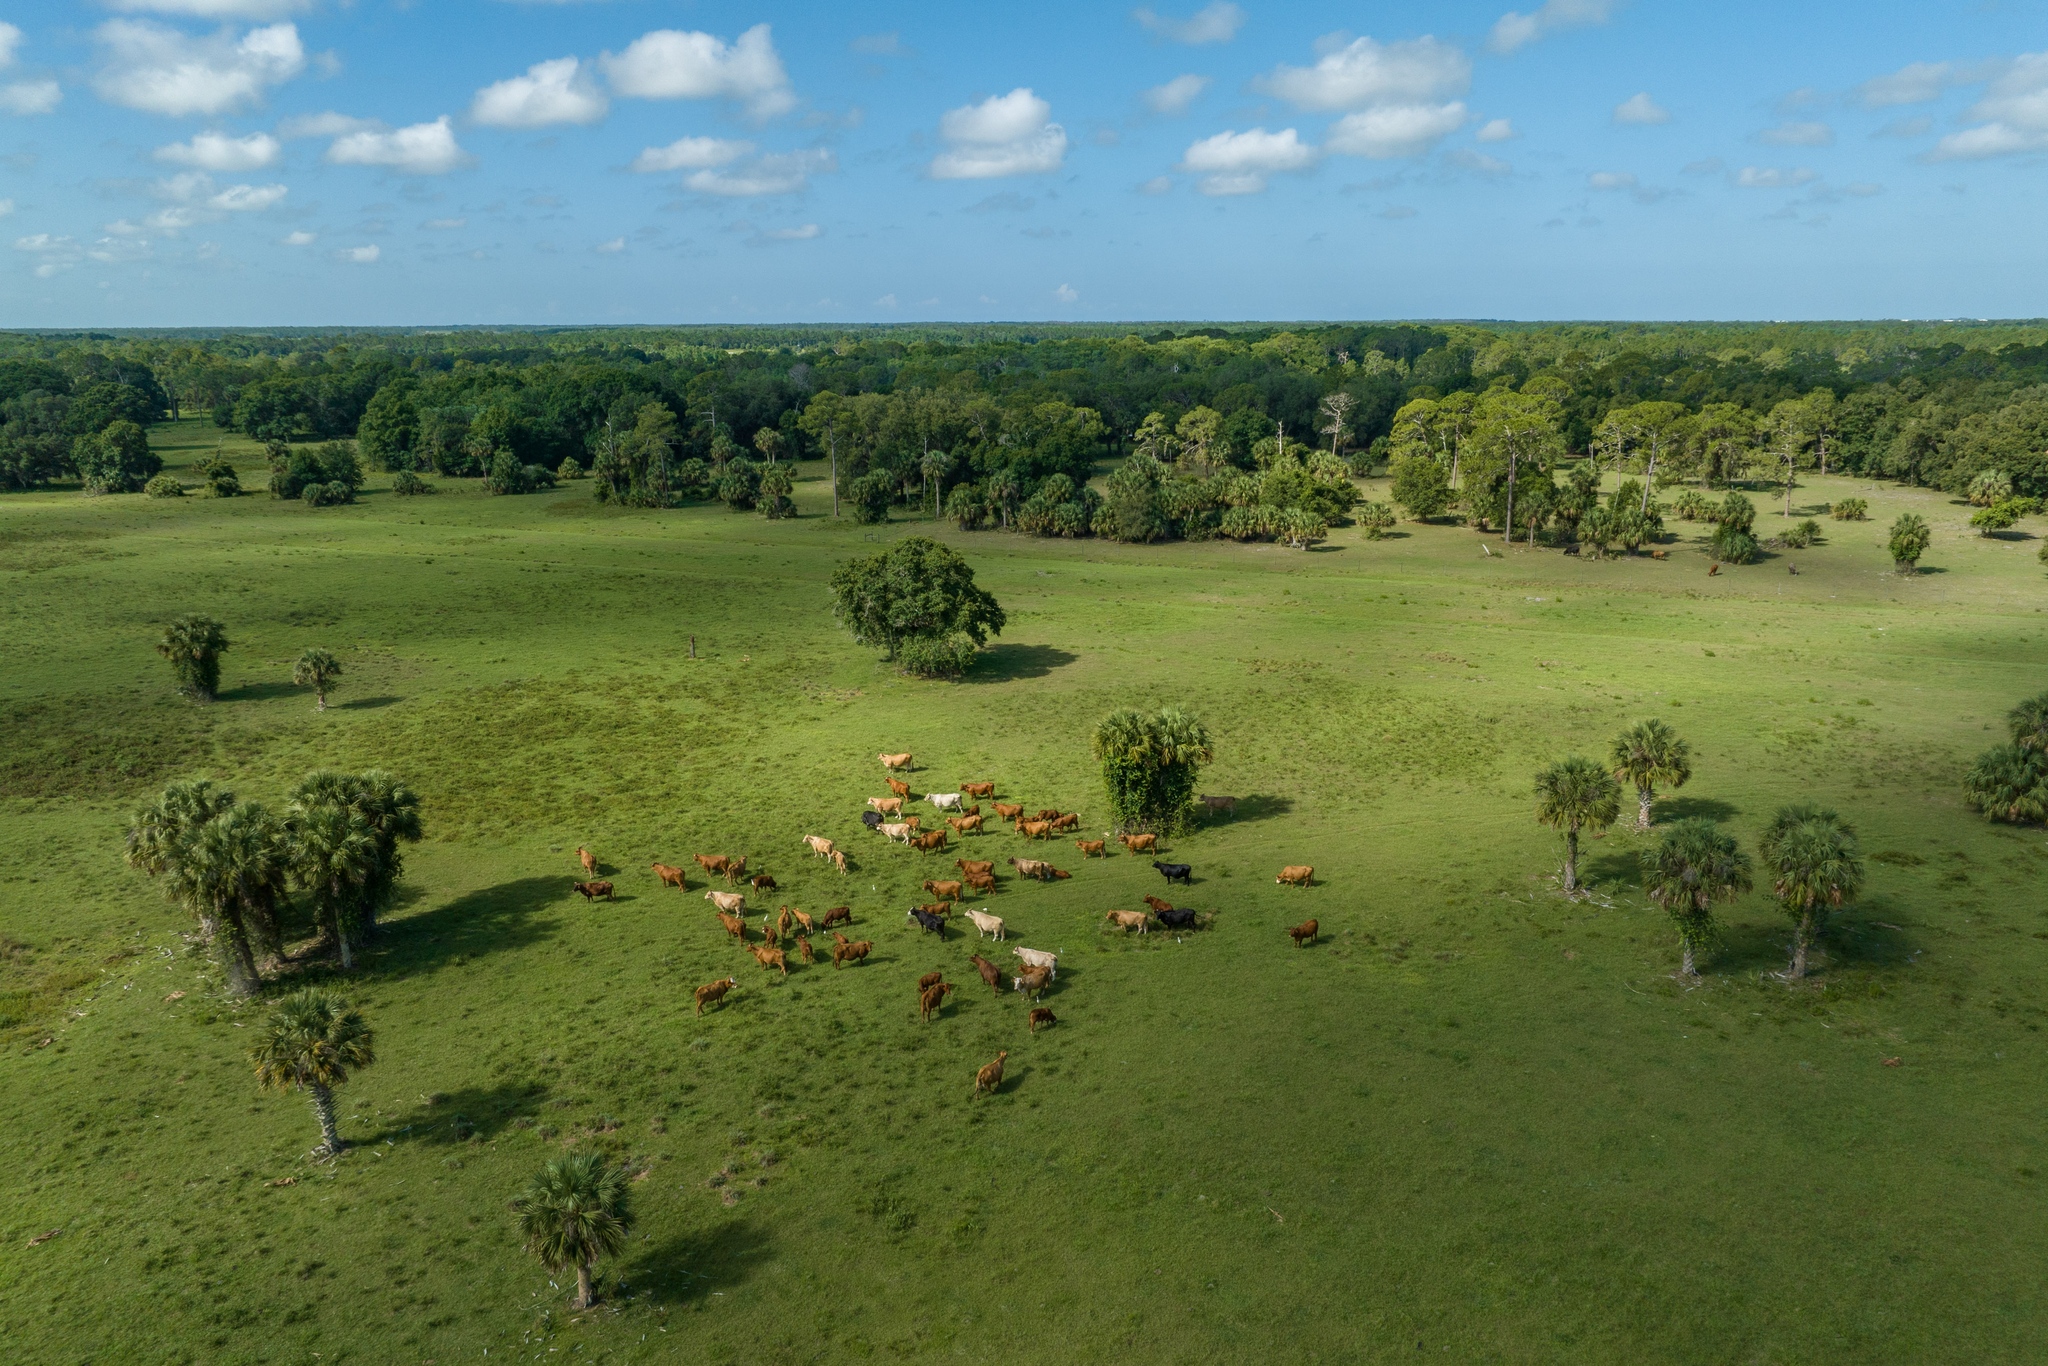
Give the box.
[292,648,343,710]
[1640,818,1752,979]
[1963,744,2048,824]
[156,615,230,701]
[920,449,953,518]
[190,802,292,966]
[1533,756,1621,892]
[1611,719,1693,830]
[128,780,265,993]
[1151,708,1213,769]
[287,796,380,970]
[126,779,236,877]
[512,1153,634,1309]
[249,989,375,1155]
[2009,691,2048,753]
[1758,804,1864,980]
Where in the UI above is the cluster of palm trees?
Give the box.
[1964,691,2048,825]
[1535,720,1866,981]
[126,769,421,993]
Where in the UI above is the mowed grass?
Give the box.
[4,417,2048,1364]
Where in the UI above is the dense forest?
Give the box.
[5,320,2048,545]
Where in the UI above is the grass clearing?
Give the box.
[3,417,2048,1362]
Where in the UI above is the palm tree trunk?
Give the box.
[1562,829,1579,891]
[1681,940,1696,978]
[575,1262,594,1310]
[309,1081,344,1153]
[219,914,260,999]
[1637,786,1654,831]
[315,689,327,712]
[1790,911,1813,979]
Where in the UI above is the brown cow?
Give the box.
[963,872,996,894]
[776,906,794,939]
[572,880,614,902]
[886,777,912,799]
[1035,809,1061,822]
[716,911,747,942]
[1276,865,1314,887]
[833,937,873,967]
[578,847,597,875]
[1016,820,1053,840]
[918,970,945,991]
[652,862,687,889]
[748,943,788,976]
[760,917,780,948]
[916,901,955,918]
[946,814,984,836]
[1103,909,1150,934]
[1075,839,1106,858]
[1008,856,1051,880]
[1290,919,1319,947]
[694,853,730,876]
[1012,965,1053,999]
[923,879,964,901]
[723,856,748,886]
[880,752,914,771]
[974,1050,1008,1096]
[821,905,852,929]
[920,981,954,1022]
[694,977,738,1016]
[957,859,995,877]
[789,908,815,935]
[992,802,1024,821]
[1143,895,1174,914]
[1047,867,1072,880]
[1028,1007,1057,1035]
[796,935,815,963]
[962,782,996,799]
[1118,833,1159,854]
[1049,813,1080,833]
[751,874,778,893]
[969,952,1003,995]
[912,830,949,853]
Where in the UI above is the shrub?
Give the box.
[194,454,240,497]
[1273,506,1327,550]
[484,451,527,495]
[157,615,229,700]
[75,420,162,494]
[897,633,980,679]
[1889,512,1931,571]
[1965,744,2048,824]
[1712,528,1760,564]
[718,458,761,511]
[556,458,585,482]
[847,470,894,524]
[523,463,556,491]
[1093,455,1173,543]
[1830,497,1868,521]
[1390,453,1452,520]
[1971,502,2020,535]
[758,464,795,519]
[1715,492,1756,535]
[391,470,433,496]
[1669,489,1712,521]
[144,473,185,498]
[1967,468,2013,507]
[1217,505,1268,541]
[303,481,355,508]
[271,442,361,500]
[945,483,987,530]
[1780,518,1822,549]
[1357,501,1396,540]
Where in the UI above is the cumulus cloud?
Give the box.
[1735,165,1817,188]
[1587,170,1635,189]
[1934,53,2048,159]
[1326,102,1466,158]
[1180,126,1315,195]
[685,147,834,196]
[92,20,304,117]
[1139,174,1172,194]
[629,135,753,173]
[1255,35,1468,113]
[278,110,375,139]
[600,24,795,119]
[1758,120,1832,146]
[209,181,285,210]
[154,129,280,170]
[930,88,1068,179]
[0,80,59,115]
[1144,73,1210,115]
[335,244,378,263]
[471,56,607,128]
[1475,117,1514,142]
[282,229,314,245]
[1856,60,1971,108]
[1055,282,1078,302]
[1488,0,1616,55]
[15,232,82,276]
[0,21,18,67]
[104,0,311,17]
[594,236,625,253]
[326,117,469,175]
[1612,91,1669,125]
[1133,2,1245,45]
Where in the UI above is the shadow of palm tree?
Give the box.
[971,642,1078,683]
[1211,793,1294,825]
[1659,796,1740,822]
[624,1220,772,1303]
[339,695,402,710]
[370,1081,549,1146]
[218,681,304,702]
[375,876,566,972]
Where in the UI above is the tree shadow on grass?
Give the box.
[375,876,565,973]
[218,681,303,702]
[1206,793,1294,826]
[372,1081,549,1146]
[627,1220,772,1303]
[971,642,1078,683]
[1659,796,1740,822]
[1580,850,1641,888]
[338,695,401,710]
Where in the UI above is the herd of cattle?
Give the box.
[574,750,1320,1097]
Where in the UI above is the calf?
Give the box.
[1152,861,1193,885]
[918,970,946,992]
[1047,867,1072,880]
[748,943,788,976]
[1028,1007,1057,1035]
[946,814,984,835]
[886,777,911,799]
[694,977,738,1016]
[802,835,836,860]
[652,862,687,888]
[970,953,1004,995]
[796,935,815,963]
[928,792,963,812]
[1289,918,1319,947]
[1103,909,1150,934]
[963,908,1005,941]
[830,849,849,873]
[572,880,614,902]
[1198,794,1237,814]
[705,889,746,916]
[1143,895,1174,914]
[1010,946,1058,978]
[1118,832,1159,854]
[880,752,914,771]
[1013,965,1053,999]
[1075,839,1106,858]
[723,856,748,886]
[923,879,964,901]
[975,1051,1008,1097]
[919,981,954,1022]
[1157,907,1198,931]
[1276,865,1315,887]
[956,859,995,877]
[961,781,996,799]
[867,796,904,817]
[992,802,1024,822]
[751,874,778,893]
[821,905,852,930]
[716,911,747,942]
[908,908,948,937]
[760,917,779,948]
[694,853,730,876]
[833,937,873,967]
[789,908,815,935]
[578,847,598,875]
[1049,813,1080,833]
[963,871,996,894]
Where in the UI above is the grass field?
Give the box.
[4,417,2048,1364]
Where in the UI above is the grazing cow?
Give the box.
[723,857,748,886]
[961,804,981,818]
[578,847,597,875]
[833,937,873,967]
[918,970,945,991]
[1049,813,1080,833]
[1016,820,1053,840]
[957,859,995,877]
[748,943,788,976]
[868,796,904,817]
[962,782,996,799]
[992,802,1024,822]
[879,823,914,844]
[652,862,687,889]
[1118,833,1159,854]
[706,889,746,915]
[796,935,815,963]
[964,871,997,894]
[790,908,815,935]
[1104,909,1150,934]
[694,977,738,1016]
[572,880,614,903]
[860,811,883,831]
[1035,808,1061,822]
[751,874,778,893]
[1157,907,1198,931]
[821,905,852,929]
[1047,867,1072,880]
[929,792,963,812]
[970,953,1004,995]
[1028,1007,1057,1035]
[830,850,849,874]
[923,879,965,901]
[761,917,781,948]
[694,853,730,876]
[1290,919,1319,947]
[908,908,948,937]
[1143,895,1174,914]
[964,908,1005,941]
[946,815,984,836]
[1152,861,1193,886]
[1011,946,1058,978]
[1075,839,1106,858]
[1013,965,1053,999]
[1198,794,1238,814]
[716,911,747,942]
[912,830,949,853]
[1276,865,1315,887]
[776,907,794,939]
[880,752,914,771]
[975,1051,1008,1096]
[1008,857,1051,881]
[919,981,954,1022]
[916,901,955,918]
[803,835,836,860]
[886,777,911,799]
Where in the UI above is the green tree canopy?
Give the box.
[513,1153,634,1309]
[1758,804,1864,980]
[250,990,375,1155]
[830,537,1005,662]
[1611,719,1692,830]
[157,615,230,701]
[1092,707,1212,833]
[292,648,344,711]
[1640,818,1751,978]
[1533,756,1621,892]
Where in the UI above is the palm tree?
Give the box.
[2009,691,2048,753]
[292,648,344,711]
[249,989,375,1155]
[128,780,268,994]
[191,802,292,966]
[1610,719,1693,830]
[1639,818,1752,979]
[126,779,236,877]
[1964,744,2048,824]
[1533,756,1621,892]
[287,794,380,970]
[1757,804,1865,980]
[156,615,230,701]
[512,1153,634,1309]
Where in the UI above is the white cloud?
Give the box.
[92,20,304,117]
[15,232,80,276]
[209,181,285,210]
[1587,170,1636,189]
[1488,0,1616,56]
[630,135,753,173]
[1612,92,1669,125]
[278,110,374,138]
[875,293,898,308]
[154,130,280,170]
[1857,60,1968,108]
[0,80,59,115]
[595,236,625,253]
[765,223,820,240]
[1139,174,1173,194]
[1447,148,1510,175]
[104,0,311,17]
[1254,35,1469,113]
[1758,120,1832,146]
[1180,126,1316,195]
[930,88,1068,179]
[685,148,834,196]
[1735,165,1818,188]
[471,56,607,129]
[1475,117,1515,142]
[1935,53,2048,160]
[335,244,379,263]
[1144,73,1210,116]
[326,117,469,175]
[0,22,18,67]
[282,229,314,244]
[600,24,795,120]
[1133,2,1245,45]
[1054,282,1078,303]
[1326,102,1466,158]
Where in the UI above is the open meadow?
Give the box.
[5,417,2048,1364]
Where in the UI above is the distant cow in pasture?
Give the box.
[694,977,738,1015]
[975,1051,1007,1096]
[705,889,746,915]
[918,970,945,992]
[963,908,1005,940]
[776,907,794,939]
[796,935,815,963]
[652,862,687,889]
[970,953,1004,994]
[1157,907,1198,931]
[572,880,614,902]
[1008,857,1052,881]
[1016,820,1053,840]
[751,874,778,893]
[1103,909,1150,935]
[1012,966,1053,1000]
[860,811,884,831]
[962,782,996,799]
[830,850,849,873]
[694,853,730,876]
[879,822,914,844]
[911,830,948,853]
[789,908,815,935]
[1276,865,1314,887]
[929,792,963,812]
[886,777,912,799]
[803,835,836,860]
[923,880,964,901]
[833,935,873,967]
[1143,895,1173,914]
[578,847,597,875]
[1011,946,1057,978]
[963,871,996,894]
[722,857,748,885]
[957,859,995,877]
[1118,833,1159,854]
[821,905,852,930]
[748,943,788,976]
[716,911,747,942]
[1075,839,1106,858]
[880,752,914,771]
[1034,809,1061,822]
[1152,861,1192,885]
[946,815,984,836]
[1049,813,1080,833]
[992,802,1024,822]
[1290,919,1319,947]
[868,796,904,817]
[919,981,954,1022]
[908,908,948,937]
[1028,1007,1057,1034]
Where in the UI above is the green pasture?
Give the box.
[3,418,2047,1363]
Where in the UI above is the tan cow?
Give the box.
[923,879,964,901]
[879,822,914,844]
[946,814,984,835]
[974,1050,1008,1096]
[578,847,597,875]
[867,796,904,817]
[963,871,996,894]
[693,853,730,876]
[1008,856,1052,880]
[886,777,912,799]
[911,830,948,853]
[1118,832,1159,854]
[652,862,687,888]
[829,849,849,873]
[694,977,738,1015]
[963,908,1005,940]
[956,859,995,877]
[880,752,914,771]
[1075,839,1106,858]
[748,943,788,976]
[992,802,1024,821]
[1016,819,1053,840]
[1103,909,1150,935]
[789,908,815,935]
[802,835,836,860]
[1010,946,1058,977]
[1276,865,1315,887]
[705,889,746,915]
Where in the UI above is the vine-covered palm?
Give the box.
[512,1153,634,1309]
[1639,818,1751,978]
[1533,756,1621,892]
[1611,719,1692,831]
[1757,804,1864,980]
[249,990,375,1155]
[292,648,344,711]
[156,615,230,701]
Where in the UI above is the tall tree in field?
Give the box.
[127,779,270,993]
[1758,804,1864,980]
[249,989,375,1155]
[797,391,849,518]
[184,802,292,985]
[829,537,1005,661]
[1640,818,1751,979]
[157,615,230,702]
[513,1153,634,1309]
[2010,691,2048,753]
[1610,719,1692,830]
[292,648,343,711]
[1092,707,1212,833]
[1533,756,1621,892]
[1318,391,1356,462]
[1889,513,1931,573]
[1596,401,1689,513]
[287,770,424,967]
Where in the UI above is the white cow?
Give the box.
[879,822,914,844]
[704,889,746,915]
[1010,946,1057,978]
[928,792,963,812]
[963,908,1005,941]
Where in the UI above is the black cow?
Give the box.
[1152,860,1193,885]
[1156,906,1198,930]
[861,810,883,830]
[907,908,947,936]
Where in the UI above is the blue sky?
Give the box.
[2,0,2046,326]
